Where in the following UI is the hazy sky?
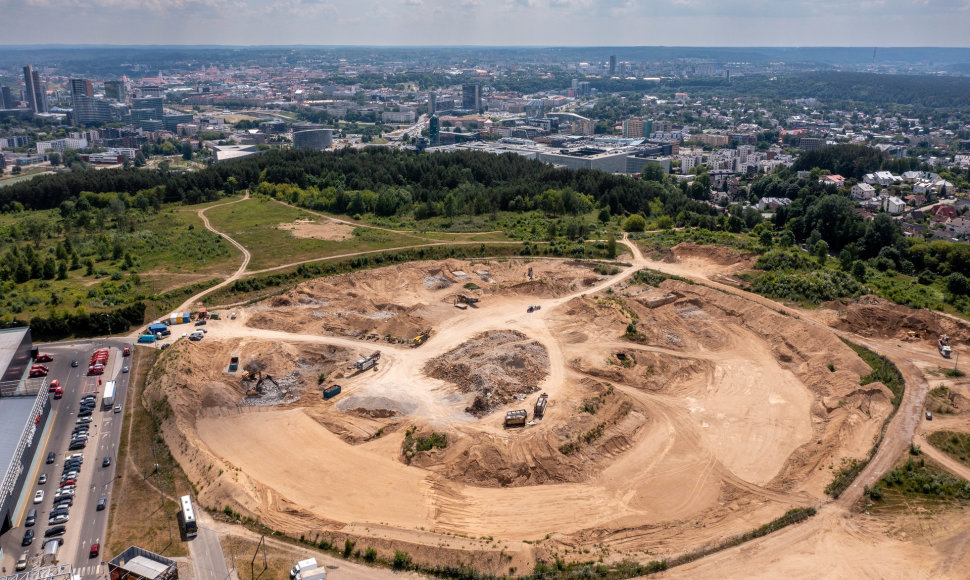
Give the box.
[3,0,970,46]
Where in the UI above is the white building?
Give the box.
[851,182,877,200]
[36,137,87,154]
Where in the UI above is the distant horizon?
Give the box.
[2,44,970,49]
[3,0,969,47]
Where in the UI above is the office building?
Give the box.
[428,92,436,115]
[0,87,12,109]
[609,55,617,75]
[429,115,440,146]
[36,137,88,154]
[462,84,481,112]
[293,128,333,150]
[70,78,93,100]
[131,96,163,119]
[23,66,48,114]
[163,113,194,132]
[104,80,125,102]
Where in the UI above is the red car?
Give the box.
[48,379,60,392]
[52,386,63,399]
[35,354,54,362]
[89,544,99,558]
[29,369,48,378]
[88,367,104,376]
[31,364,49,371]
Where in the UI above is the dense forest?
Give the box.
[0,148,716,222]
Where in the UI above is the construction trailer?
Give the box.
[504,409,528,428]
[534,393,548,419]
[198,307,208,320]
[350,351,381,372]
[412,329,431,348]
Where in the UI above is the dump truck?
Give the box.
[323,384,341,400]
[504,409,528,428]
[456,294,479,305]
[534,393,548,419]
[412,329,431,348]
[350,351,381,372]
[939,335,952,358]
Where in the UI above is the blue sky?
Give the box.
[3,0,970,45]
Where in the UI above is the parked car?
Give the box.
[48,515,69,525]
[68,441,86,450]
[44,526,66,538]
[15,553,28,571]
[35,353,53,362]
[22,529,34,546]
[195,320,206,326]
[76,416,92,424]
[33,490,44,504]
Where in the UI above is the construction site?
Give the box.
[141,244,970,577]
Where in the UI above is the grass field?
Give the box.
[105,346,192,558]
[928,431,970,466]
[203,197,429,270]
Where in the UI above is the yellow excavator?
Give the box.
[412,329,431,348]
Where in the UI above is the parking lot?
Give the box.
[0,339,131,578]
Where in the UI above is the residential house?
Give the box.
[946,217,970,238]
[928,205,960,222]
[903,194,926,207]
[863,171,901,187]
[880,196,906,215]
[851,182,876,200]
[820,174,846,188]
[756,197,792,211]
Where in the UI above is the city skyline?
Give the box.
[2,0,970,46]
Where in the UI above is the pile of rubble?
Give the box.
[424,330,549,416]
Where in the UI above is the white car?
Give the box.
[76,417,92,425]
[54,489,75,498]
[48,515,69,525]
[33,490,44,504]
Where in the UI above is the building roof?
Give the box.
[0,327,29,378]
[0,397,38,485]
[120,555,171,579]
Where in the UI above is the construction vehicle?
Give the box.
[349,351,381,372]
[243,369,261,381]
[504,410,528,428]
[210,312,220,320]
[906,329,924,340]
[323,384,342,400]
[412,329,431,348]
[456,294,479,306]
[534,393,548,419]
[527,305,541,313]
[198,308,208,320]
[246,375,278,397]
[939,335,952,358]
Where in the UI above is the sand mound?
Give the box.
[827,294,970,347]
[671,242,755,267]
[424,330,550,416]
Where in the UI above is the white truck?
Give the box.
[103,380,116,407]
[290,558,318,579]
[296,567,327,580]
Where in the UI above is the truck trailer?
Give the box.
[103,380,116,407]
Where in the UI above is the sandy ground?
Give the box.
[277,218,355,241]
[141,240,970,577]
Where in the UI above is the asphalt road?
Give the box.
[0,339,131,578]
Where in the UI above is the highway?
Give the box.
[0,339,131,578]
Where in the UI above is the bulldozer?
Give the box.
[456,294,480,306]
[906,329,924,341]
[412,329,431,348]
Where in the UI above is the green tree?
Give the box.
[814,240,829,265]
[48,152,61,166]
[947,272,969,296]
[607,234,617,259]
[181,142,193,161]
[623,214,647,232]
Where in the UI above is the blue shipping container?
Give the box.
[148,323,168,333]
[323,385,341,399]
